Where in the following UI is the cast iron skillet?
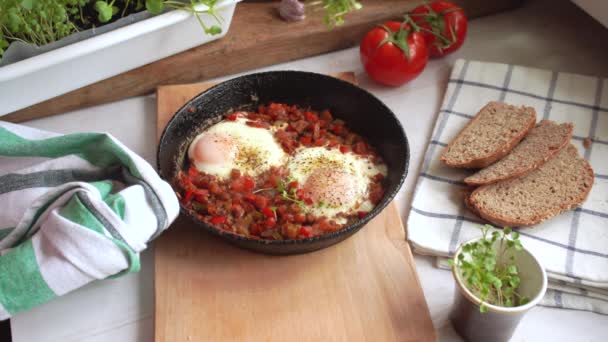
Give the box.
[157,71,409,255]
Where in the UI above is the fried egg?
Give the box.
[287,146,387,223]
[188,117,287,179]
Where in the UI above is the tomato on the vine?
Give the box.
[360,21,428,87]
[410,1,467,57]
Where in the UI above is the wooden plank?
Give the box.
[5,0,523,123]
[154,73,436,342]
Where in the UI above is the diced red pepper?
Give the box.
[353,142,368,154]
[183,189,194,203]
[243,177,255,192]
[288,181,299,190]
[244,194,256,202]
[304,111,319,123]
[188,166,199,178]
[331,124,344,135]
[254,195,269,209]
[246,120,270,129]
[339,145,351,154]
[193,189,209,203]
[262,207,275,218]
[226,113,238,121]
[300,136,312,145]
[358,211,368,219]
[210,216,226,225]
[209,182,222,195]
[312,122,320,139]
[304,197,313,205]
[372,173,385,182]
[294,213,306,223]
[231,204,244,218]
[264,217,277,228]
[296,189,305,199]
[230,169,241,179]
[320,110,333,121]
[299,226,313,237]
[314,138,327,146]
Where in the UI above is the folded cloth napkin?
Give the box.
[0,122,179,320]
[407,59,608,314]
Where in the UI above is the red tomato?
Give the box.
[360,21,428,87]
[410,1,467,57]
[210,216,226,225]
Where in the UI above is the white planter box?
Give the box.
[0,0,240,117]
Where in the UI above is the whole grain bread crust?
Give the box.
[464,122,574,186]
[468,158,595,227]
[440,102,537,169]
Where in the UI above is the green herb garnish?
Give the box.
[0,0,223,62]
[308,0,362,27]
[277,176,306,208]
[450,225,530,313]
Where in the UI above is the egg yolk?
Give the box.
[302,167,358,207]
[191,133,237,165]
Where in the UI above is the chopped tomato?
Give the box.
[183,189,194,203]
[320,110,333,121]
[312,122,320,139]
[314,138,327,146]
[353,142,368,154]
[288,181,299,190]
[299,226,313,238]
[372,173,385,182]
[188,166,199,178]
[300,136,312,145]
[295,213,306,223]
[331,124,344,135]
[231,204,245,218]
[193,189,209,203]
[246,120,270,129]
[262,207,275,218]
[264,217,277,228]
[208,181,222,195]
[226,113,238,121]
[243,177,255,192]
[304,111,319,122]
[358,211,368,219]
[230,169,241,179]
[339,145,351,154]
[254,195,269,209]
[210,216,226,225]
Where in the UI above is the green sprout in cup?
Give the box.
[450,225,530,313]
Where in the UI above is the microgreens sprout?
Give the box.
[277,176,306,208]
[450,225,530,313]
[307,0,362,28]
[0,0,222,62]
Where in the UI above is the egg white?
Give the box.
[287,146,387,223]
[188,118,287,179]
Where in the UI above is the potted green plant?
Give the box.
[449,225,548,342]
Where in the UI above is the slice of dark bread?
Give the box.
[468,144,594,227]
[441,102,536,168]
[465,120,573,185]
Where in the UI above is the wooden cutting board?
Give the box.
[154,73,435,342]
[5,0,524,123]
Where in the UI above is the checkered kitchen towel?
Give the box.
[0,122,179,320]
[407,59,608,314]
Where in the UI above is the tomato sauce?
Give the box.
[175,103,386,240]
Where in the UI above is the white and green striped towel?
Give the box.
[0,122,179,320]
